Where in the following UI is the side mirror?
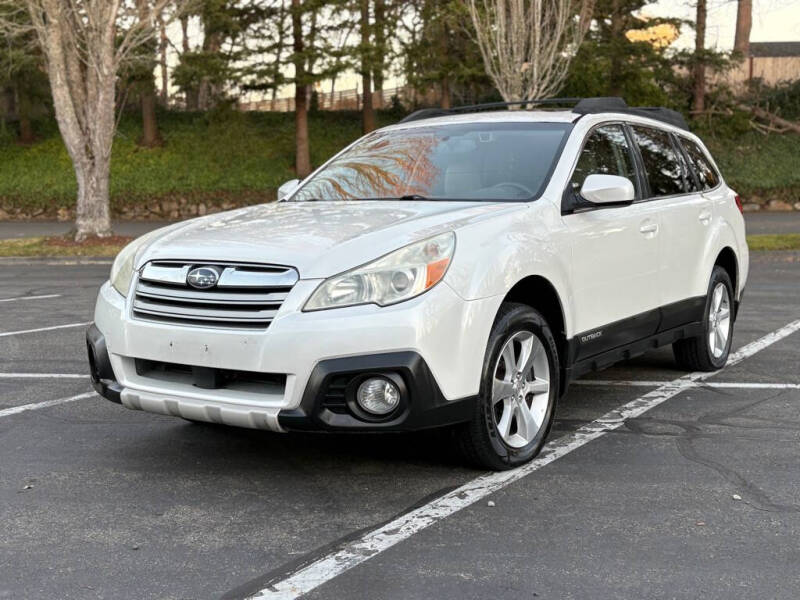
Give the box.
[277,178,301,200]
[579,174,635,205]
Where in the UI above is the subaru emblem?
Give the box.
[186,266,219,289]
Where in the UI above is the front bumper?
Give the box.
[87,326,475,432]
[90,279,500,432]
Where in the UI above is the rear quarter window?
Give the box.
[630,125,686,198]
[679,137,720,190]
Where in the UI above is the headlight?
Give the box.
[110,229,163,297]
[304,232,456,311]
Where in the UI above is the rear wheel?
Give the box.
[458,303,559,470]
[673,266,734,371]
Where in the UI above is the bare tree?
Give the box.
[733,0,751,56]
[0,0,183,239]
[467,0,591,102]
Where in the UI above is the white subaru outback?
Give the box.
[87,97,748,470]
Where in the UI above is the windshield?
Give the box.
[291,122,572,202]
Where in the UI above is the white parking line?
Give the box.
[0,321,91,338]
[0,373,87,379]
[575,380,800,390]
[0,293,61,303]
[0,391,95,419]
[249,318,800,600]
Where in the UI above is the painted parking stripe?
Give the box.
[0,293,61,303]
[245,318,800,600]
[0,392,95,419]
[0,321,91,338]
[0,373,87,379]
[575,380,800,390]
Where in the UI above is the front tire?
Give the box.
[458,303,559,470]
[673,266,734,371]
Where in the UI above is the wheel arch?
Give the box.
[714,246,738,297]
[501,275,569,395]
[714,246,740,318]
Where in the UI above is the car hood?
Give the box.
[138,200,524,279]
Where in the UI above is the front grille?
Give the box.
[132,260,299,330]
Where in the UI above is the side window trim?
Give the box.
[622,122,651,201]
[627,122,702,202]
[669,132,700,193]
[676,134,723,193]
[561,120,642,215]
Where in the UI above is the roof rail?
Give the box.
[398,96,690,131]
[573,97,690,131]
[399,98,581,123]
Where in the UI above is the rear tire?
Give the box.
[673,266,734,371]
[458,303,559,471]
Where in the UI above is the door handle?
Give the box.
[699,210,712,224]
[639,223,658,235]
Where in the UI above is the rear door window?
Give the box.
[630,125,686,198]
[570,124,639,196]
[679,137,720,190]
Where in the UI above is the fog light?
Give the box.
[356,377,400,415]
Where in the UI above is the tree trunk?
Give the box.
[733,0,752,57]
[137,0,162,147]
[74,156,113,239]
[272,2,286,112]
[16,87,35,144]
[440,77,451,109]
[608,0,624,97]
[159,11,169,105]
[360,0,375,134]
[372,0,385,108]
[180,14,198,110]
[292,0,311,177]
[140,89,163,147]
[36,1,115,239]
[692,0,707,114]
[198,31,223,110]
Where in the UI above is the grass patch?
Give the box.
[702,131,800,200]
[0,232,797,258]
[746,233,800,251]
[0,235,132,257]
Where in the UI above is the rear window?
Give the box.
[291,122,572,202]
[630,125,686,198]
[679,137,720,190]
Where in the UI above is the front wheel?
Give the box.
[673,266,734,371]
[458,303,559,470]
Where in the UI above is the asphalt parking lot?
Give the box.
[1,249,799,600]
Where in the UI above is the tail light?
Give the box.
[734,194,743,214]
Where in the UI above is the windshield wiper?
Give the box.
[361,194,451,201]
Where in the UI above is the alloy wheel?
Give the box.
[491,330,550,448]
[708,282,731,358]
